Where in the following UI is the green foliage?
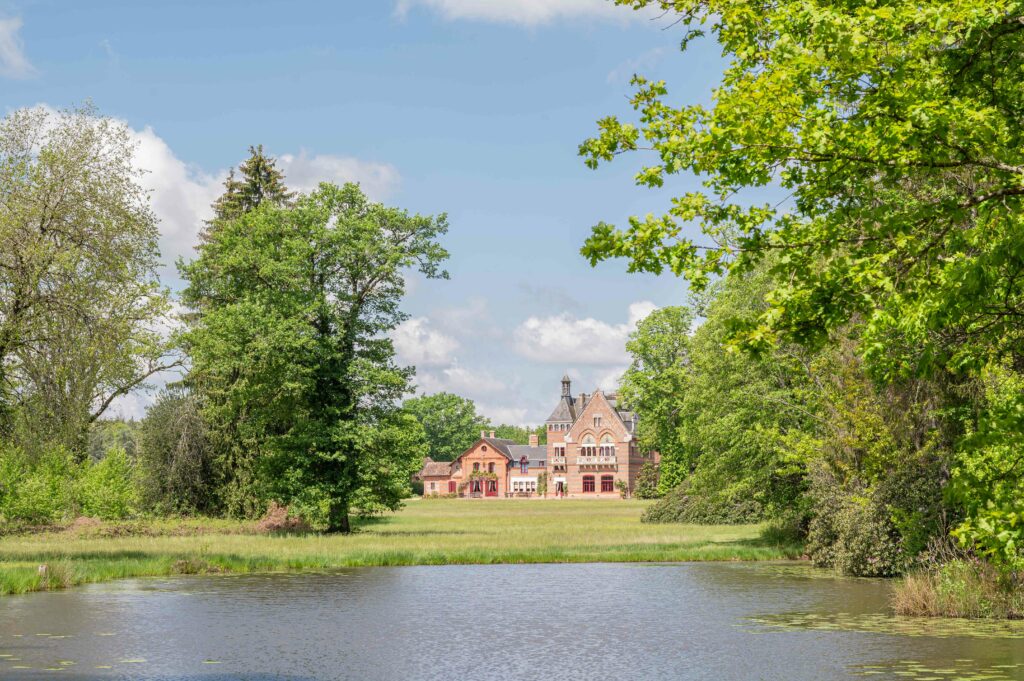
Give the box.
[642,479,762,525]
[181,182,448,531]
[0,444,140,524]
[624,265,814,521]
[805,462,906,578]
[403,392,486,460]
[489,423,545,445]
[951,366,1024,571]
[87,420,139,462]
[0,446,77,524]
[583,1,1024,379]
[137,388,216,515]
[76,448,139,520]
[209,144,295,223]
[633,462,661,499]
[0,104,174,454]
[585,0,1023,579]
[349,411,429,518]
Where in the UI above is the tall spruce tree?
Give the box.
[191,144,296,514]
[209,145,295,225]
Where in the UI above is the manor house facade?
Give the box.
[417,375,655,498]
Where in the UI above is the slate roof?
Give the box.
[507,444,547,468]
[546,394,588,423]
[480,437,519,460]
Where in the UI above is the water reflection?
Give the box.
[0,563,1020,680]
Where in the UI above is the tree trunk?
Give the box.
[328,500,351,533]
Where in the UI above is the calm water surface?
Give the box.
[1,563,1022,680]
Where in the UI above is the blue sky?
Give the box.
[1,0,727,424]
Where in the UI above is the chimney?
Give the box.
[489,430,496,438]
[529,433,539,447]
[480,430,486,438]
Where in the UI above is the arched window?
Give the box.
[473,462,480,472]
[601,475,614,493]
[582,475,595,493]
[599,434,615,458]
[581,434,597,457]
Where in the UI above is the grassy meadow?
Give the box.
[0,498,802,595]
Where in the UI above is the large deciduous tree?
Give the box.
[582,1,1024,378]
[0,104,174,453]
[403,392,487,461]
[582,0,1024,569]
[180,182,447,531]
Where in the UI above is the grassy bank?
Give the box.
[893,560,1024,619]
[0,498,801,595]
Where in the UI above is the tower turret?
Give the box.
[561,373,571,398]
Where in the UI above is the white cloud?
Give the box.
[119,132,401,273]
[594,365,627,392]
[479,404,530,426]
[393,317,460,367]
[607,46,668,84]
[393,0,637,26]
[129,126,225,269]
[416,363,507,395]
[513,300,656,365]
[278,151,400,200]
[0,17,35,79]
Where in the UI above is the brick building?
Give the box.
[417,375,655,498]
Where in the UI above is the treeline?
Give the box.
[588,0,1024,600]
[0,106,459,531]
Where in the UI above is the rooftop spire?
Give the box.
[561,373,571,397]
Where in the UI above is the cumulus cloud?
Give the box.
[479,404,530,426]
[513,301,657,365]
[415,363,507,396]
[129,126,225,269]
[393,317,460,367]
[277,151,400,200]
[117,130,402,273]
[0,17,35,79]
[393,0,637,26]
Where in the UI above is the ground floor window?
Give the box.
[601,475,614,493]
[430,482,437,492]
[472,480,482,494]
[582,475,595,493]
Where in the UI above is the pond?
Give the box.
[1,563,1022,680]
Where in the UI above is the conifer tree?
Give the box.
[209,144,295,225]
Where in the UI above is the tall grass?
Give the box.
[893,560,1024,619]
[0,499,802,595]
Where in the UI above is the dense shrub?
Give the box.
[642,479,762,524]
[137,388,218,515]
[0,444,141,525]
[0,446,77,524]
[805,464,905,577]
[77,448,140,520]
[633,462,661,500]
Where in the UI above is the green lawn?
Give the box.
[0,498,802,595]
